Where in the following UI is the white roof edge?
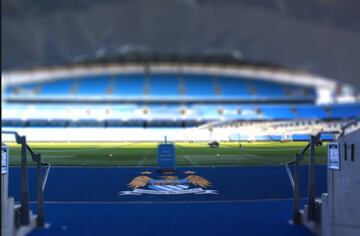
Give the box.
[1,63,336,87]
[1,63,349,103]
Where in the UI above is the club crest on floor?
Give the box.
[119,171,218,195]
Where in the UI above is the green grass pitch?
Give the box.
[6,141,328,167]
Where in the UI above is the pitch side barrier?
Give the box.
[2,131,50,235]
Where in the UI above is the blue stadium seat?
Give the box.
[109,104,140,119]
[286,85,316,98]
[183,75,215,97]
[77,76,112,96]
[189,105,221,120]
[40,79,75,96]
[4,86,14,96]
[320,134,335,141]
[5,82,40,96]
[149,74,179,96]
[47,119,68,127]
[270,135,282,141]
[113,74,144,97]
[1,119,26,127]
[255,135,272,141]
[251,80,286,98]
[147,105,181,119]
[106,119,144,127]
[291,134,310,141]
[261,106,296,119]
[221,105,262,120]
[18,83,39,90]
[3,73,319,103]
[237,105,263,120]
[331,104,360,119]
[297,105,328,119]
[4,86,14,97]
[217,76,250,98]
[221,105,241,119]
[292,134,335,141]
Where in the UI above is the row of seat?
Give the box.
[5,74,316,100]
[2,103,359,122]
[228,134,335,142]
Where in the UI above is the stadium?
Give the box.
[1,1,360,236]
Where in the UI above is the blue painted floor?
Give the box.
[9,165,326,202]
[30,200,313,236]
[8,165,326,235]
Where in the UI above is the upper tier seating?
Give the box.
[149,74,179,96]
[251,80,286,98]
[183,75,215,97]
[7,82,41,96]
[217,76,250,98]
[113,74,144,97]
[40,79,75,96]
[77,76,112,96]
[4,73,317,102]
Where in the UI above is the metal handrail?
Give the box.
[339,119,359,138]
[2,130,50,227]
[286,132,322,223]
[25,144,51,191]
[286,143,310,190]
[286,131,339,224]
[42,163,51,191]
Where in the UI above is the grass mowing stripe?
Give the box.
[35,147,115,153]
[7,141,327,166]
[183,155,197,166]
[136,156,148,167]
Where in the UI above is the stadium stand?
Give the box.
[331,103,360,119]
[4,73,319,102]
[149,74,180,96]
[296,105,328,119]
[40,79,75,96]
[2,62,359,142]
[183,75,216,97]
[2,103,359,128]
[251,80,286,98]
[77,76,112,96]
[260,105,296,120]
[217,76,250,98]
[113,74,144,97]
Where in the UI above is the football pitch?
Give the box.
[7,141,327,166]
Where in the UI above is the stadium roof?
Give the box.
[2,0,360,92]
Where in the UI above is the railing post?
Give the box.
[293,154,301,224]
[36,156,45,227]
[289,142,310,224]
[19,135,30,225]
[307,135,316,221]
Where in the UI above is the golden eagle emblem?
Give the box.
[186,175,211,188]
[121,171,217,195]
[128,176,152,189]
